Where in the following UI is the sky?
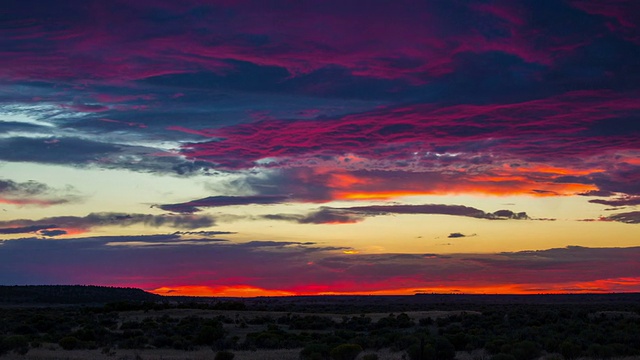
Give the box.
[0,0,639,297]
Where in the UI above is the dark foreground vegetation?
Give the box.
[0,286,639,360]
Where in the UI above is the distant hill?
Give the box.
[0,285,161,304]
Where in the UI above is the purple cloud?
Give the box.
[0,235,638,294]
[0,212,216,236]
[158,195,289,213]
[262,204,536,225]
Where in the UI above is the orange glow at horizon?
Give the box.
[149,277,640,297]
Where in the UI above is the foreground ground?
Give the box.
[3,348,640,360]
[1,291,639,360]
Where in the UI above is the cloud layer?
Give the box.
[262,204,533,225]
[0,234,638,294]
[1,0,639,295]
[0,213,216,237]
[0,178,79,206]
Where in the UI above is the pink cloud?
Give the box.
[570,0,640,43]
[0,0,603,85]
[167,90,638,198]
[176,90,639,168]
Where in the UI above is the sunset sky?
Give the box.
[1,0,639,297]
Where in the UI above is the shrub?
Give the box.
[301,343,332,360]
[407,343,435,360]
[330,343,363,360]
[510,340,540,360]
[435,337,456,360]
[215,350,235,360]
[491,354,516,360]
[2,335,30,355]
[59,336,81,350]
[196,324,225,345]
[559,340,581,360]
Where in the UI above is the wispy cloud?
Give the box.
[0,178,80,206]
[589,195,640,207]
[263,204,536,225]
[158,195,289,213]
[0,212,216,237]
[603,211,640,224]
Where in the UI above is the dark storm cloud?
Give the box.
[158,195,290,213]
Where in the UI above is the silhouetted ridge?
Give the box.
[0,285,161,304]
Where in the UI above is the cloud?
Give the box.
[342,204,532,220]
[171,90,640,201]
[38,229,68,237]
[0,137,121,165]
[0,212,216,236]
[0,0,638,204]
[0,224,57,235]
[448,232,476,238]
[579,190,616,197]
[603,211,640,224]
[0,236,638,294]
[589,195,640,207]
[570,0,640,44]
[0,178,80,206]
[172,230,236,237]
[176,90,640,169]
[262,204,536,225]
[262,208,365,225]
[158,195,289,213]
[0,136,216,176]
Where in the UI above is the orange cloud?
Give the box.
[334,182,597,200]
